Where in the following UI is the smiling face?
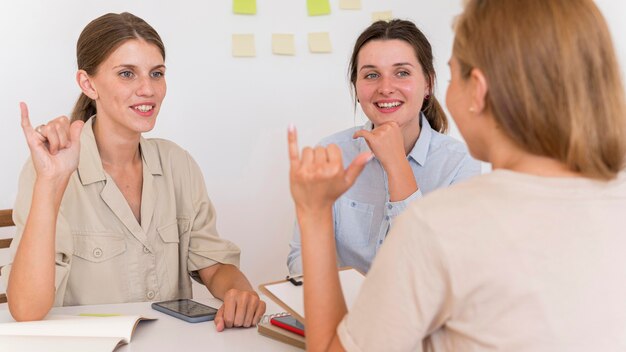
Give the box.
[84,38,166,137]
[355,39,429,129]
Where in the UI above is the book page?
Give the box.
[0,315,155,342]
[0,335,123,352]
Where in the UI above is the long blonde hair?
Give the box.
[454,0,626,179]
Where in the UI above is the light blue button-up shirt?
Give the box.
[287,114,481,274]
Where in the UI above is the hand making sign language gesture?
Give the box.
[288,125,372,215]
[352,121,418,202]
[19,102,85,183]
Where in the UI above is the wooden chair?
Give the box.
[0,209,14,304]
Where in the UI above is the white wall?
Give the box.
[0,0,624,292]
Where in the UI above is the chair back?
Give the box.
[0,209,14,304]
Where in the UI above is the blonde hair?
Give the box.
[454,0,626,179]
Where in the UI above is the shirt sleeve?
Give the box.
[337,206,452,351]
[185,152,241,274]
[287,222,303,275]
[1,159,73,307]
[451,154,482,185]
[386,188,423,219]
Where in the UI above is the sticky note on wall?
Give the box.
[307,0,331,16]
[232,34,256,57]
[272,34,296,55]
[339,0,361,10]
[308,32,332,53]
[233,0,256,14]
[372,11,393,22]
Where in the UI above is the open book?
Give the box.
[0,314,155,352]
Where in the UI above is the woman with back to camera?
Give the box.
[287,19,480,275]
[288,0,626,350]
[3,12,265,330]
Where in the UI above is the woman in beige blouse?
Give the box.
[4,12,265,330]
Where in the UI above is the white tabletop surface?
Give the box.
[0,296,301,351]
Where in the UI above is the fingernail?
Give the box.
[287,123,295,132]
[366,153,374,162]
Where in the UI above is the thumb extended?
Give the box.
[345,152,372,186]
[69,120,85,147]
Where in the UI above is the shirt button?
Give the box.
[147,291,155,300]
[388,204,393,210]
[93,248,103,258]
[143,246,150,254]
[379,240,383,244]
[351,202,356,207]
[385,216,390,221]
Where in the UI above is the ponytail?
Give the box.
[70,93,96,122]
[421,96,448,134]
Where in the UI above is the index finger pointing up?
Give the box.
[287,124,300,167]
[20,102,33,131]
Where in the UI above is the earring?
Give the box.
[424,94,430,100]
[469,107,476,113]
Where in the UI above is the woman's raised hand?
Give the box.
[352,121,406,168]
[288,125,372,213]
[20,102,85,180]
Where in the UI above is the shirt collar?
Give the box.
[77,116,163,186]
[357,113,433,166]
[409,113,433,166]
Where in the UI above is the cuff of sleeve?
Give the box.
[188,247,241,271]
[337,314,363,352]
[387,188,423,217]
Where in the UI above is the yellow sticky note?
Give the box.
[339,0,361,10]
[308,32,332,53]
[272,34,296,56]
[232,34,256,57]
[233,0,256,15]
[372,11,393,22]
[307,0,331,16]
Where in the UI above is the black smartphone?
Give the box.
[151,299,218,323]
[270,314,305,336]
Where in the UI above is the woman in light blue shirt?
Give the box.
[287,19,480,274]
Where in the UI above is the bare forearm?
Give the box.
[199,264,253,300]
[298,206,347,352]
[8,177,69,321]
[384,160,418,202]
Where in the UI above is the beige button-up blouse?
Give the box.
[1,117,240,306]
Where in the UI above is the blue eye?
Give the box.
[397,71,410,77]
[364,72,379,79]
[119,70,134,79]
[151,71,164,79]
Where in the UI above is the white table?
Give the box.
[0,297,300,351]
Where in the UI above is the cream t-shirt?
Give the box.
[1,117,240,306]
[338,170,626,351]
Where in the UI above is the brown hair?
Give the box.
[71,12,165,122]
[348,19,448,133]
[454,0,626,179]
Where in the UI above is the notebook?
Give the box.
[0,314,155,352]
[259,267,365,323]
[257,313,305,349]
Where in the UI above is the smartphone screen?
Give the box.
[152,299,218,322]
[271,314,305,336]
